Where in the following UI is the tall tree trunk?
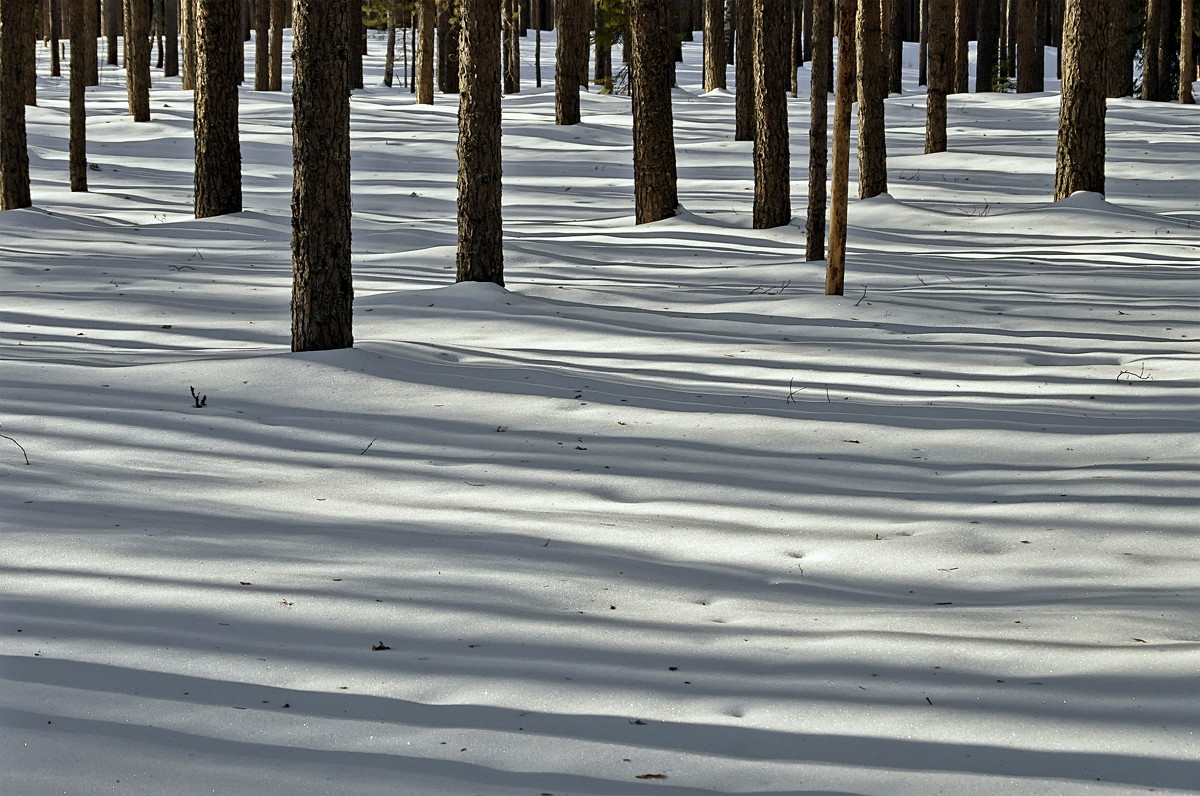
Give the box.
[194,0,241,217]
[182,0,196,89]
[1182,0,1196,102]
[951,0,968,91]
[0,0,34,208]
[457,0,505,281]
[1016,0,1042,91]
[292,0,353,352]
[51,0,62,78]
[753,0,791,227]
[925,0,951,151]
[164,0,179,77]
[82,0,99,85]
[106,0,121,65]
[734,0,754,138]
[704,0,726,89]
[857,0,887,198]
[69,0,89,191]
[827,0,855,296]
[504,0,520,92]
[384,1,396,86]
[253,0,268,89]
[125,0,151,119]
[416,0,435,102]
[347,0,363,90]
[555,0,585,123]
[1103,0,1131,96]
[806,0,831,261]
[629,0,679,222]
[268,0,283,89]
[918,0,928,84]
[886,0,902,93]
[1054,0,1106,198]
[976,0,1000,91]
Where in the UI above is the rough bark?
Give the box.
[925,0,951,151]
[292,0,353,352]
[268,0,283,90]
[384,1,397,86]
[125,0,150,119]
[555,0,586,123]
[106,0,120,65]
[51,0,62,78]
[504,0,520,93]
[457,0,505,281]
[1183,0,1196,103]
[629,0,679,223]
[734,0,754,138]
[1,0,33,208]
[704,0,726,89]
[163,0,179,77]
[182,0,196,89]
[918,0,927,84]
[886,0,902,93]
[194,0,241,217]
[416,0,435,103]
[976,0,1000,91]
[952,0,968,91]
[69,0,88,190]
[754,0,791,227]
[82,0,99,85]
[347,0,363,90]
[1103,0,1131,96]
[827,0,855,296]
[857,0,887,198]
[1016,0,1042,92]
[1054,0,1106,198]
[806,0,831,261]
[252,0,268,89]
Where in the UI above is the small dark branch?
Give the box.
[786,378,803,404]
[916,275,929,286]
[0,432,31,465]
[1116,365,1152,384]
[749,280,790,296]
[825,386,831,403]
[854,286,868,307]
[360,437,378,455]
[169,264,196,271]
[190,386,207,408]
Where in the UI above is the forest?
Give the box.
[1,1,1198,794]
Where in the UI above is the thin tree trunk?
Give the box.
[925,0,951,151]
[416,0,435,102]
[164,0,179,77]
[106,0,121,65]
[1016,0,1041,92]
[952,0,968,91]
[555,0,584,123]
[51,0,62,77]
[1054,0,1106,198]
[1,0,34,208]
[253,0,268,89]
[1180,0,1195,102]
[384,1,396,86]
[629,0,679,222]
[754,0,791,227]
[182,0,196,89]
[806,0,831,261]
[704,0,726,89]
[534,0,541,86]
[69,0,88,190]
[887,0,903,93]
[918,0,928,85]
[734,0,754,138]
[347,0,363,90]
[504,0,520,92]
[292,0,353,352]
[194,0,241,217]
[125,0,151,119]
[267,0,282,89]
[857,0,887,198]
[827,0,855,296]
[976,0,1000,91]
[457,0,505,281]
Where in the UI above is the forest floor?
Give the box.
[2,32,1198,796]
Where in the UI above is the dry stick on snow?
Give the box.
[1,432,30,465]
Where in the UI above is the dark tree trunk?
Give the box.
[51,0,62,78]
[918,0,927,84]
[504,0,520,92]
[887,0,903,93]
[1,0,34,208]
[347,0,363,90]
[69,0,89,191]
[1054,0,1106,198]
[269,0,283,89]
[457,0,505,282]
[806,0,831,261]
[534,0,541,85]
[182,0,196,89]
[107,0,121,65]
[1182,0,1196,102]
[629,0,679,222]
[194,0,241,217]
[1016,0,1042,92]
[416,0,435,102]
[253,0,268,89]
[734,0,754,139]
[857,0,887,198]
[925,0,951,151]
[292,0,353,352]
[125,0,151,120]
[82,0,99,85]
[555,0,586,123]
[754,0,791,227]
[704,0,726,88]
[384,1,396,86]
[827,0,855,295]
[164,0,179,77]
[1103,0,1133,97]
[976,0,1000,91]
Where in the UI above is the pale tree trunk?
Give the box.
[69,0,89,191]
[1,0,34,208]
[504,0,519,93]
[416,0,435,103]
[754,0,791,228]
[826,0,855,296]
[194,0,241,217]
[925,0,951,151]
[629,0,679,223]
[253,0,268,89]
[704,0,726,89]
[952,0,968,91]
[806,0,831,261]
[734,0,754,138]
[857,0,886,198]
[292,0,353,352]
[976,0,1000,92]
[457,0,504,281]
[125,0,151,119]
[1180,0,1195,103]
[1054,0,1106,198]
[268,0,283,89]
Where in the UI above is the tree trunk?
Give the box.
[1182,0,1196,103]
[416,0,435,102]
[347,1,363,90]
[292,0,353,352]
[734,0,754,138]
[976,0,1000,91]
[629,0,679,222]
[925,0,951,151]
[887,0,902,93]
[384,1,396,86]
[0,0,34,208]
[827,0,855,296]
[857,0,887,198]
[194,0,241,217]
[1054,0,1106,198]
[504,0,520,92]
[457,0,505,282]
[268,0,283,89]
[125,0,151,119]
[164,0,179,77]
[555,0,585,123]
[1016,0,1042,92]
[69,0,89,191]
[106,0,120,65]
[806,0,831,261]
[182,0,196,89]
[253,0,268,89]
[918,0,927,84]
[704,0,726,89]
[754,0,791,227]
[51,0,62,78]
[82,0,99,85]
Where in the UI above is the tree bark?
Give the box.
[857,0,887,198]
[292,0,353,352]
[754,0,791,227]
[416,0,435,102]
[1016,0,1042,92]
[106,0,120,65]
[1054,0,1106,199]
[252,0,268,89]
[163,0,179,77]
[1103,0,1132,96]
[918,0,927,84]
[504,0,520,93]
[69,0,89,191]
[555,0,586,123]
[194,0,241,217]
[82,0,99,85]
[125,0,150,119]
[182,0,196,89]
[457,0,505,281]
[952,0,968,91]
[976,0,1000,91]
[268,0,283,89]
[886,0,902,93]
[826,0,855,295]
[925,0,951,151]
[1,0,34,208]
[51,0,62,78]
[629,0,679,223]
[384,1,397,86]
[1180,0,1195,102]
[806,0,831,261]
[347,0,363,90]
[734,0,754,138]
[704,0,726,89]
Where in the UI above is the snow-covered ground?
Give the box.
[2,31,1198,795]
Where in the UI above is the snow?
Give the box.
[2,30,1199,796]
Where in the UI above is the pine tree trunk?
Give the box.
[952,0,968,91]
[384,2,396,86]
[704,0,726,89]
[164,0,179,77]
[887,0,902,93]
[918,0,927,85]
[347,1,363,90]
[268,0,283,89]
[253,0,268,89]
[1103,0,1132,96]
[457,0,505,282]
[734,0,754,139]
[1182,0,1196,103]
[106,0,120,65]
[534,0,542,86]
[83,0,99,85]
[976,0,1000,92]
[0,0,33,208]
[754,0,791,227]
[1016,0,1041,92]
[125,0,150,119]
[806,0,831,261]
[1054,0,1106,199]
[183,0,197,90]
[555,0,584,123]
[292,0,353,352]
[827,0,855,296]
[504,0,520,92]
[51,0,62,77]
[69,0,89,191]
[925,0,951,151]
[857,0,887,198]
[416,0,435,102]
[629,0,679,223]
[194,0,241,217]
